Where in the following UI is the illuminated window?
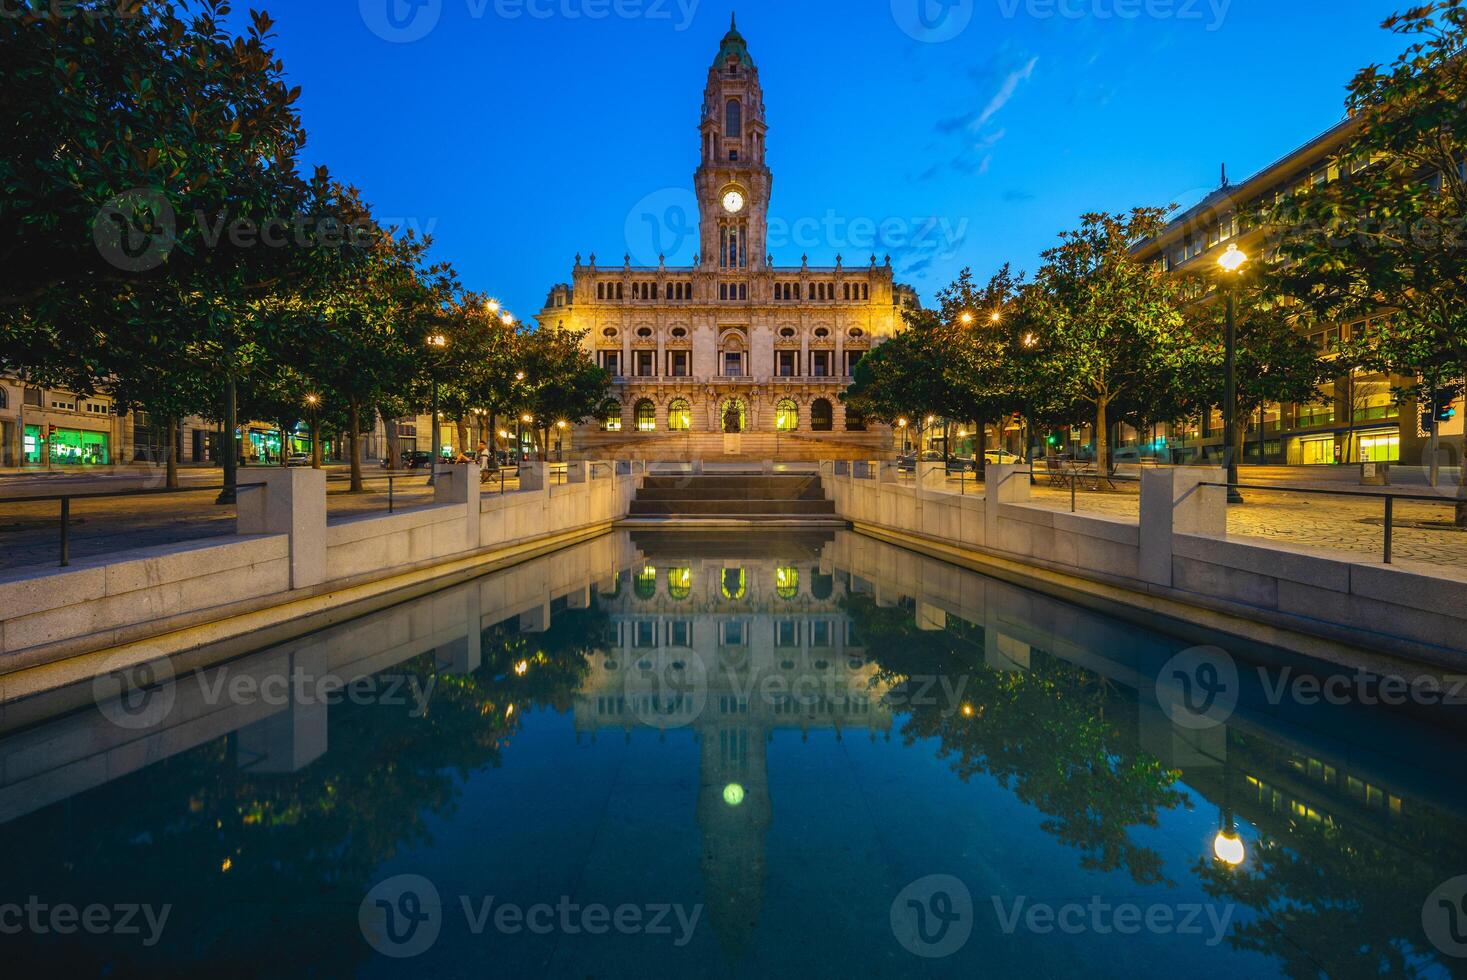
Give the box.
[602,402,622,432]
[635,400,656,432]
[775,566,799,600]
[668,567,692,600]
[776,399,799,432]
[668,399,692,432]
[635,565,658,600]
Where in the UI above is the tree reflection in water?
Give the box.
[847,593,1190,887]
[0,600,607,977]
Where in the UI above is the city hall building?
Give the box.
[537,19,916,460]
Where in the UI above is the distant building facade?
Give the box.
[1132,120,1464,469]
[537,19,916,460]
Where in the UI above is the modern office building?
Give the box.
[537,18,916,460]
[1131,120,1464,469]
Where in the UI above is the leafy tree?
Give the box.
[1177,279,1333,469]
[0,2,305,317]
[1024,209,1189,472]
[519,326,611,460]
[1269,1,1467,516]
[288,178,457,491]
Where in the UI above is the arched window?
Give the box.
[0,386,7,410]
[811,571,834,601]
[635,565,658,600]
[668,567,692,601]
[602,400,623,432]
[726,99,742,139]
[811,398,834,431]
[635,399,656,432]
[775,399,799,432]
[668,398,692,432]
[721,567,747,600]
[775,566,799,601]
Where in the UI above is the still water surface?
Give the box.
[1,530,1464,978]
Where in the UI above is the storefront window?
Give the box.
[28,426,110,465]
[23,425,41,464]
[1358,432,1400,463]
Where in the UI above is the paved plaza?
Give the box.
[0,469,524,573]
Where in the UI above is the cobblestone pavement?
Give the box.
[0,472,529,574]
[1021,484,1467,572]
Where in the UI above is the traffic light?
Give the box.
[1423,392,1458,432]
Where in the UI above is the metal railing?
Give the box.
[1197,481,1452,565]
[0,482,268,568]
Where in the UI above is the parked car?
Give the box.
[384,450,436,470]
[286,452,311,467]
[984,449,1023,465]
[896,451,945,472]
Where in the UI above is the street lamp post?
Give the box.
[305,394,322,469]
[427,333,447,486]
[1217,244,1249,504]
[556,420,569,462]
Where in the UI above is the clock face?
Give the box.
[722,190,745,214]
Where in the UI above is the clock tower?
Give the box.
[696,14,770,272]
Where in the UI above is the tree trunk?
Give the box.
[1233,416,1249,476]
[380,405,400,471]
[165,418,179,489]
[456,417,469,460]
[349,398,364,493]
[1094,396,1109,474]
[280,425,289,467]
[487,412,499,471]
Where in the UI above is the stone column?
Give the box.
[981,463,1030,553]
[1139,466,1226,588]
[434,462,482,552]
[236,467,327,590]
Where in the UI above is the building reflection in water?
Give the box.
[1,530,1466,975]
[574,532,892,954]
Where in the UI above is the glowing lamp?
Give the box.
[1212,830,1246,866]
[723,783,745,807]
[1217,244,1249,274]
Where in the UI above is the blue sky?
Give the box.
[246,0,1407,320]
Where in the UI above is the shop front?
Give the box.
[1354,428,1400,464]
[24,425,111,465]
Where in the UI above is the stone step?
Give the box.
[628,499,838,517]
[635,486,827,502]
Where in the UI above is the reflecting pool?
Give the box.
[2,530,1466,978]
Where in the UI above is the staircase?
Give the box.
[623,472,845,526]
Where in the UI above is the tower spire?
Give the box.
[731,12,736,31]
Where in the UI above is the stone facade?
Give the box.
[537,18,915,460]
